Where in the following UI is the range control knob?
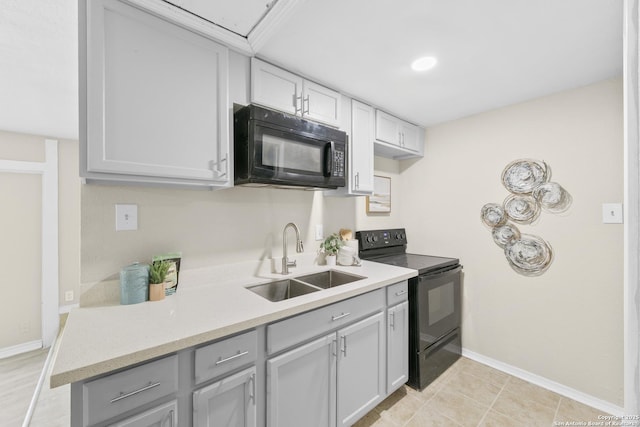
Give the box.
[395,233,402,239]
[372,235,378,242]
[366,235,373,243]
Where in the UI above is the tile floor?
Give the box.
[354,357,610,427]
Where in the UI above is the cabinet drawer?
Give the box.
[387,281,408,306]
[83,355,178,426]
[194,330,257,384]
[267,289,385,355]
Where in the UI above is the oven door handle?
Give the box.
[420,265,462,279]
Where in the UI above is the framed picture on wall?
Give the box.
[367,175,391,214]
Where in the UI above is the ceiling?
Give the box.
[0,0,623,140]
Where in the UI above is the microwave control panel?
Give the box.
[333,150,345,177]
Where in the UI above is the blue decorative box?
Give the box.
[120,263,149,305]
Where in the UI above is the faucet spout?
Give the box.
[282,222,304,274]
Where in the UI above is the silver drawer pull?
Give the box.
[215,350,249,366]
[331,312,351,321]
[395,290,408,296]
[110,381,160,403]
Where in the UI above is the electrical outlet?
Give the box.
[115,204,138,231]
[602,203,623,224]
[65,290,74,302]
[315,224,324,241]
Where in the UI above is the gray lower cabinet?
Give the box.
[387,301,409,393]
[266,334,336,427]
[336,312,385,427]
[193,366,257,427]
[266,311,385,427]
[110,400,177,427]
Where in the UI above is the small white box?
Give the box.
[115,204,138,231]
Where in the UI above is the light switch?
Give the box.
[602,203,623,224]
[115,204,138,231]
[315,224,324,241]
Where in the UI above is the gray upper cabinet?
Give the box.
[348,100,375,195]
[80,0,231,187]
[251,58,341,127]
[374,110,424,159]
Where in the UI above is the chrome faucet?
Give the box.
[282,222,304,274]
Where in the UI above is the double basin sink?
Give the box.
[247,270,366,302]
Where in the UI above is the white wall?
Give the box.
[0,131,80,328]
[398,78,624,405]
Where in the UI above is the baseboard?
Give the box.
[0,340,42,359]
[462,348,625,417]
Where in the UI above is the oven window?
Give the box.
[428,281,455,326]
[262,133,322,173]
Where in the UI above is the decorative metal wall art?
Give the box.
[481,159,572,276]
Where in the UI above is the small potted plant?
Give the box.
[320,233,343,266]
[149,260,171,301]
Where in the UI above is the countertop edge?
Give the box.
[51,264,416,387]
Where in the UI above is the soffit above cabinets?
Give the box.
[163,0,276,36]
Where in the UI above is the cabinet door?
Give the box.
[85,0,229,183]
[336,312,385,427]
[110,400,177,427]
[192,366,257,427]
[267,334,336,427]
[302,80,342,127]
[400,122,421,153]
[375,110,400,146]
[387,301,409,393]
[349,100,374,195]
[251,58,302,116]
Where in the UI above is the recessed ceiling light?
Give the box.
[411,56,438,72]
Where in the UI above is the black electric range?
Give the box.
[356,228,463,390]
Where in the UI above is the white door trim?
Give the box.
[0,139,59,349]
[624,0,640,415]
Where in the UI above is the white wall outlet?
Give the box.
[115,204,138,231]
[65,290,74,302]
[602,203,623,224]
[315,224,324,241]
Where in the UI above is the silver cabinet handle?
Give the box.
[303,95,310,115]
[395,290,408,296]
[166,409,175,427]
[294,94,302,114]
[249,373,256,404]
[355,172,360,189]
[209,155,228,179]
[340,335,347,357]
[110,381,160,403]
[215,350,249,366]
[389,311,396,330]
[331,312,351,321]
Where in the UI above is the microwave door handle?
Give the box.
[324,141,334,177]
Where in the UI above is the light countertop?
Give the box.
[50,257,416,388]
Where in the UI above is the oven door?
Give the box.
[250,122,345,188]
[412,265,462,353]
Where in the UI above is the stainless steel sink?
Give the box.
[295,270,365,289]
[246,279,320,302]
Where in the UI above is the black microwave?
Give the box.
[234,104,347,189]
